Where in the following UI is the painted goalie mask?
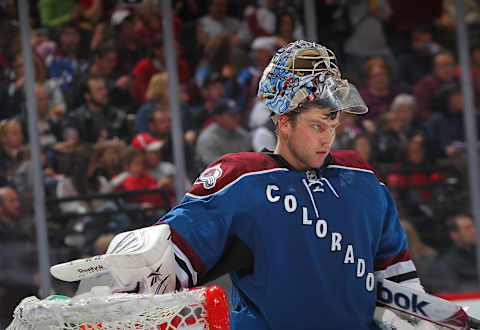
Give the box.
[257,40,368,116]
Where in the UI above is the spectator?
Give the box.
[351,133,376,166]
[114,147,170,209]
[426,82,480,158]
[234,36,277,110]
[0,186,38,328]
[456,43,480,106]
[243,0,276,38]
[0,119,26,186]
[390,94,425,140]
[46,22,90,100]
[426,215,478,293]
[342,0,393,81]
[195,98,251,170]
[55,147,104,215]
[359,57,400,130]
[397,26,442,93]
[198,0,249,44]
[88,143,124,185]
[81,42,134,110]
[190,72,226,131]
[132,36,191,106]
[18,84,62,150]
[414,50,456,122]
[63,75,130,143]
[135,73,170,134]
[274,9,304,47]
[145,109,196,179]
[386,137,444,217]
[375,110,408,163]
[131,132,176,204]
[194,34,234,94]
[400,219,437,286]
[136,73,194,141]
[9,54,66,116]
[111,9,147,76]
[135,1,183,46]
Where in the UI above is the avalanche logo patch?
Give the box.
[195,163,223,189]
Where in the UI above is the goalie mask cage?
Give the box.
[7,285,230,330]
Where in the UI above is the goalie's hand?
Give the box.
[50,224,176,294]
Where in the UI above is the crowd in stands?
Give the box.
[2,0,480,324]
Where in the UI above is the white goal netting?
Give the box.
[7,285,230,330]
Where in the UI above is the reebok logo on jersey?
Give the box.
[195,164,223,189]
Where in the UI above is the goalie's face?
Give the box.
[278,106,340,170]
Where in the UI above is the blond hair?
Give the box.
[0,119,21,144]
[146,73,169,102]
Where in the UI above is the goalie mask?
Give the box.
[257,40,368,116]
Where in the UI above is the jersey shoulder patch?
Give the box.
[190,152,285,196]
[329,150,384,183]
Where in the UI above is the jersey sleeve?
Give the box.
[156,153,273,288]
[374,185,421,287]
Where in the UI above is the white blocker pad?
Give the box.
[50,224,176,294]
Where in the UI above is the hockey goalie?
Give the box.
[9,40,479,330]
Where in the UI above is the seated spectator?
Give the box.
[89,142,125,182]
[414,50,457,122]
[135,73,194,141]
[135,0,183,46]
[193,34,234,94]
[9,54,66,115]
[0,119,26,186]
[0,186,38,328]
[274,8,304,47]
[144,108,196,180]
[342,0,393,82]
[234,36,276,111]
[18,84,62,150]
[80,42,134,111]
[426,214,478,293]
[397,25,442,93]
[46,22,90,106]
[243,0,276,38]
[331,113,363,151]
[351,134,376,167]
[375,111,407,163]
[131,133,176,204]
[190,72,226,131]
[359,56,400,124]
[55,147,108,215]
[63,75,130,143]
[456,42,480,106]
[13,150,58,198]
[132,36,190,106]
[198,0,250,45]
[249,100,276,152]
[195,98,251,170]
[111,8,147,77]
[386,137,444,217]
[390,94,425,140]
[400,219,437,285]
[113,147,170,209]
[426,82,480,158]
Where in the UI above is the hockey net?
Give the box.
[7,285,230,330]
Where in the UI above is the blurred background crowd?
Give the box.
[2,0,480,325]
